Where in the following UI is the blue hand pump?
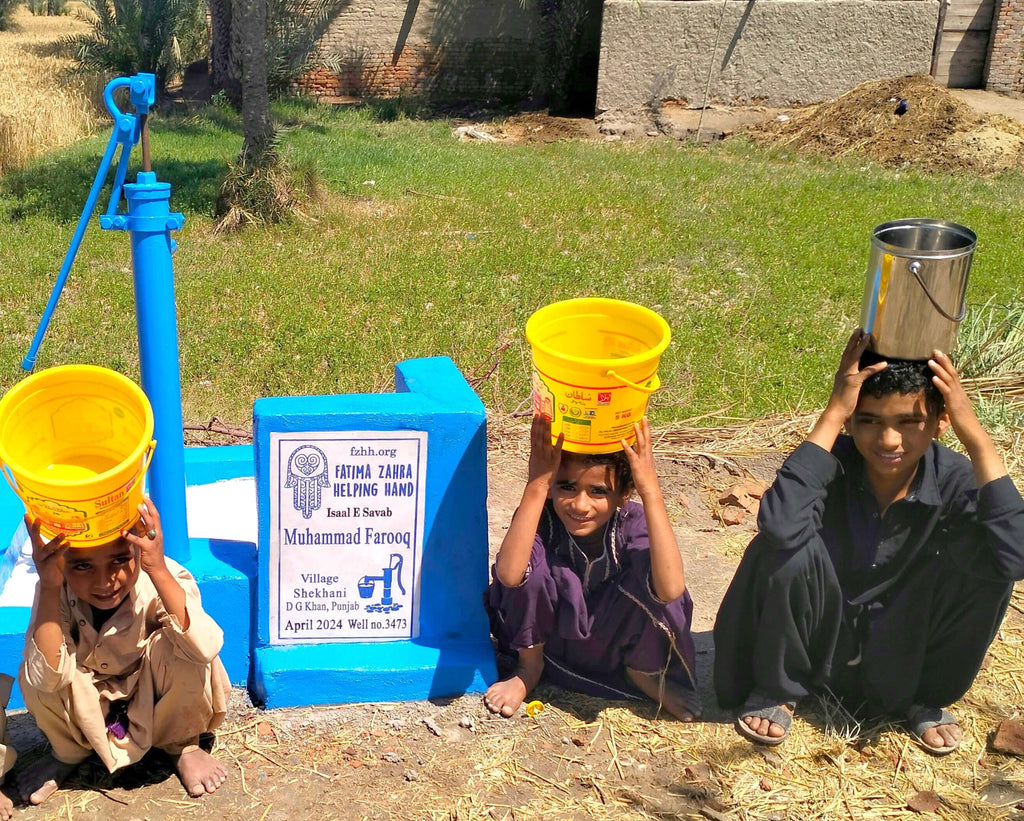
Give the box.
[21,73,190,561]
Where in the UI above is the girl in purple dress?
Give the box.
[484,415,699,720]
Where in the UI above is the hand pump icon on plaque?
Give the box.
[358,553,406,613]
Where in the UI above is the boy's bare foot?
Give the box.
[1,789,13,821]
[626,668,701,721]
[16,753,77,805]
[484,644,544,717]
[174,747,227,797]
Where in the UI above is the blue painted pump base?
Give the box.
[251,356,496,708]
[0,357,496,710]
[251,641,493,708]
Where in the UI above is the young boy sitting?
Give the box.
[16,497,231,804]
[714,329,1024,754]
[1,674,15,821]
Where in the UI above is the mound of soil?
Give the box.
[746,74,1024,174]
[463,111,601,144]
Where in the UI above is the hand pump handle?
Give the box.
[20,74,156,372]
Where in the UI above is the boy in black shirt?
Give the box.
[714,330,1024,754]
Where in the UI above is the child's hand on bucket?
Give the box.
[527,414,564,490]
[123,496,167,579]
[25,515,67,591]
[621,418,660,499]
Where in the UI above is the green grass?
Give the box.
[1,98,1023,427]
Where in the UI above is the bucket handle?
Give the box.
[604,371,661,394]
[141,439,156,475]
[909,261,967,323]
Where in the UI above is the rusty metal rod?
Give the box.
[140,113,151,172]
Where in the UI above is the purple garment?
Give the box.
[486,500,698,704]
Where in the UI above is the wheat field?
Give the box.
[0,3,103,174]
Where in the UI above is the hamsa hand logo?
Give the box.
[284,445,330,519]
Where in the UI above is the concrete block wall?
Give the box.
[294,0,541,102]
[596,0,940,110]
[987,0,1024,94]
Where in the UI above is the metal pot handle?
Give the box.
[909,261,967,322]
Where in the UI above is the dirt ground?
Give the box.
[1,435,772,821]
[460,75,1024,177]
[3,426,1023,820]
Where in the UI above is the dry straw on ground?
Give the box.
[191,596,1023,821]
[0,4,103,175]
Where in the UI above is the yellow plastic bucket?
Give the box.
[0,365,155,547]
[526,298,670,454]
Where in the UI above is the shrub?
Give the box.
[266,0,348,95]
[0,0,18,31]
[61,0,208,93]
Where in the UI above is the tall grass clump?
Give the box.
[0,6,104,174]
[957,298,1024,474]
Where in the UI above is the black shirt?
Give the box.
[757,436,1024,604]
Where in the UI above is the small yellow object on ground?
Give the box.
[525,700,545,717]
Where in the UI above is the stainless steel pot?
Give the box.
[860,218,976,360]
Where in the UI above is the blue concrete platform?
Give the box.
[251,356,496,708]
[0,356,496,710]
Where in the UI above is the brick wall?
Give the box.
[292,0,541,104]
[597,0,940,109]
[987,0,1024,94]
[294,43,538,103]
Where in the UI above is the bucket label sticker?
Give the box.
[27,497,90,537]
[561,417,592,442]
[531,372,554,420]
[268,431,427,645]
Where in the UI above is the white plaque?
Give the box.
[268,431,427,644]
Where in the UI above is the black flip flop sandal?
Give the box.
[734,695,795,747]
[906,705,962,756]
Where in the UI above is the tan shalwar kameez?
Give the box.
[19,557,231,773]
[0,673,16,780]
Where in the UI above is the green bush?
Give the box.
[61,0,208,93]
[0,0,18,31]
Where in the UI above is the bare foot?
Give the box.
[625,668,701,721]
[484,644,544,718]
[175,747,227,797]
[742,703,793,740]
[16,753,77,805]
[1,788,13,821]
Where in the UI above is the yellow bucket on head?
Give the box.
[0,365,156,548]
[526,298,670,454]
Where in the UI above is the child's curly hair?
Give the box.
[859,350,945,417]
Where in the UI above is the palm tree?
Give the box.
[62,0,207,95]
[237,0,274,165]
[215,0,294,230]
